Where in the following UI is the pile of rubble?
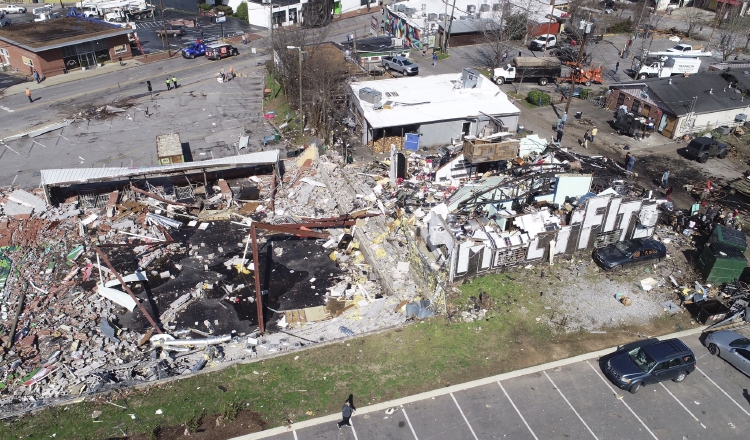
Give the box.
[0,148,431,415]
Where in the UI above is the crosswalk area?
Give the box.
[133,20,166,29]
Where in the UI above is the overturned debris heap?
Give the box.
[0,149,431,415]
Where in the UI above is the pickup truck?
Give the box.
[156,26,185,38]
[0,5,26,14]
[182,42,207,59]
[381,56,419,76]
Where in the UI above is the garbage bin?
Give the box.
[575,111,582,119]
[516,125,525,135]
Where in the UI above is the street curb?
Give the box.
[230,325,707,439]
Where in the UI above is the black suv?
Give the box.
[604,338,696,394]
[685,137,728,163]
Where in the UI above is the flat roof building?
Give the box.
[349,69,521,151]
[0,17,133,77]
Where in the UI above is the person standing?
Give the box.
[147,80,152,98]
[627,154,636,172]
[624,152,631,169]
[165,77,172,91]
[337,401,355,428]
[615,61,619,74]
[662,170,669,189]
[422,45,427,57]
[432,52,437,67]
[556,128,564,143]
[220,67,225,82]
[560,111,568,129]
[591,126,597,142]
[172,75,178,88]
[25,87,33,103]
[242,34,247,45]
[33,69,40,84]
[229,66,234,81]
[583,129,589,148]
[666,186,673,201]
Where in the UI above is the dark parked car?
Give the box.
[205,43,238,60]
[685,137,728,163]
[605,338,696,393]
[704,330,750,377]
[592,238,666,271]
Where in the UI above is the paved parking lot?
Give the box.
[238,331,750,440]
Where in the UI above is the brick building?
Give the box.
[0,17,133,78]
[607,74,750,139]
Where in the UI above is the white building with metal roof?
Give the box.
[349,69,520,150]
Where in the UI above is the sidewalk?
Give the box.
[1,33,265,97]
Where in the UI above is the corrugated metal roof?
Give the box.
[41,151,279,187]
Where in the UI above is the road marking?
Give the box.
[0,105,13,113]
[658,383,706,428]
[349,418,359,440]
[544,371,599,439]
[498,382,539,440]
[401,407,419,439]
[450,392,479,440]
[292,431,298,440]
[585,361,658,440]
[696,366,750,417]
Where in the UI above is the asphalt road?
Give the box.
[248,332,750,440]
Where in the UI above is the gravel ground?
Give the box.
[537,259,673,332]
[519,228,696,333]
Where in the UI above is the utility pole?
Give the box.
[708,1,726,51]
[158,0,171,57]
[445,0,457,54]
[441,0,448,51]
[565,20,590,115]
[544,0,555,51]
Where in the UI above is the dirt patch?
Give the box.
[128,410,267,440]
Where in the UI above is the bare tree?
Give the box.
[469,1,532,70]
[270,27,351,143]
[681,7,707,38]
[717,15,745,61]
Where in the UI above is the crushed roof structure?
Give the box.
[349,72,520,129]
[40,151,280,188]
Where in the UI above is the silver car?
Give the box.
[704,330,750,377]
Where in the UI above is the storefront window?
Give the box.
[61,40,111,70]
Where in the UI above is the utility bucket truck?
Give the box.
[633,57,701,79]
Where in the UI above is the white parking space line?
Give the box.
[695,366,750,417]
[498,382,539,440]
[292,431,298,440]
[0,106,14,113]
[584,361,659,440]
[450,392,479,440]
[401,407,419,439]
[658,383,706,429]
[349,419,359,440]
[543,371,599,440]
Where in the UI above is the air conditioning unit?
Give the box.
[392,37,403,47]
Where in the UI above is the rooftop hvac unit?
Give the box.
[492,3,501,11]
[438,13,446,20]
[459,15,468,20]
[359,87,382,104]
[422,3,426,10]
[406,7,416,15]
[461,68,483,89]
[479,4,490,12]
[736,113,747,122]
[392,37,403,47]
[383,101,395,109]
[373,101,383,110]
[428,13,437,21]
[467,5,476,13]
[396,4,405,12]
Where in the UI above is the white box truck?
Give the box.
[635,57,701,79]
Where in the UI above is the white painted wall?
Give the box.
[675,105,750,137]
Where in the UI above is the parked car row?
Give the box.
[604,331,749,395]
